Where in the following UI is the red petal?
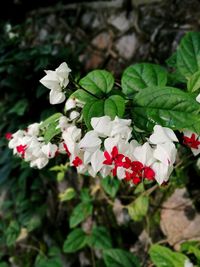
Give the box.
[143,167,155,180]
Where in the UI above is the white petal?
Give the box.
[42,143,57,158]
[65,98,76,111]
[40,71,61,90]
[30,157,49,169]
[79,131,101,152]
[152,162,172,185]
[49,90,65,104]
[69,111,80,121]
[91,116,112,137]
[149,125,178,144]
[91,150,104,174]
[117,167,126,180]
[196,93,200,103]
[184,259,194,267]
[153,142,177,166]
[104,136,119,153]
[133,142,155,166]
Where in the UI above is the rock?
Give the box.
[160,188,200,248]
[92,31,112,50]
[108,11,132,32]
[115,33,138,59]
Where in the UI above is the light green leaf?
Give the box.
[181,241,200,262]
[59,188,76,202]
[79,70,114,97]
[101,176,120,198]
[70,89,96,103]
[127,195,149,221]
[103,249,141,267]
[69,202,93,228]
[40,113,62,143]
[149,244,188,267]
[122,63,167,96]
[187,70,200,92]
[133,86,200,134]
[177,32,200,79]
[89,227,112,250]
[63,228,88,253]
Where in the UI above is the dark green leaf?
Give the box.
[69,202,93,228]
[5,221,20,246]
[149,244,187,267]
[79,70,114,97]
[103,249,141,267]
[63,228,88,253]
[89,227,112,250]
[122,63,167,96]
[101,176,120,198]
[133,86,200,133]
[177,32,200,78]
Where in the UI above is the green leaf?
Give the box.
[40,113,62,143]
[122,63,167,96]
[101,176,120,198]
[63,228,88,253]
[80,188,92,202]
[83,95,125,128]
[181,241,200,261]
[5,221,20,246]
[104,95,125,118]
[127,195,149,221]
[0,263,9,267]
[34,247,62,267]
[89,227,112,250]
[26,215,41,232]
[103,249,141,267]
[71,89,96,103]
[69,201,93,228]
[8,99,28,116]
[187,70,200,92]
[133,86,200,133]
[177,32,200,79]
[79,70,114,97]
[58,188,76,202]
[149,244,188,267]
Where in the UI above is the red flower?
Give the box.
[63,143,71,157]
[143,166,155,180]
[103,146,124,166]
[16,144,27,158]
[72,156,82,167]
[5,132,13,140]
[183,133,200,149]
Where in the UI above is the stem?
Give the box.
[90,247,96,267]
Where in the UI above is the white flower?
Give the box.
[133,142,155,166]
[184,259,194,267]
[90,150,105,176]
[40,62,71,105]
[91,116,112,137]
[27,123,40,136]
[49,89,66,105]
[30,156,49,169]
[65,98,77,111]
[149,125,178,144]
[196,93,200,103]
[57,116,69,131]
[79,131,101,152]
[183,130,200,156]
[151,162,173,185]
[69,111,80,121]
[110,116,132,141]
[153,142,177,166]
[62,125,82,155]
[41,143,58,158]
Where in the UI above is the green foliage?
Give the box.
[127,195,149,221]
[69,201,93,228]
[181,241,200,264]
[149,244,188,267]
[177,32,200,79]
[89,227,112,250]
[101,176,120,198]
[103,249,141,267]
[79,70,115,97]
[63,228,88,253]
[122,63,167,96]
[58,188,76,202]
[34,247,62,267]
[132,86,200,133]
[187,70,200,92]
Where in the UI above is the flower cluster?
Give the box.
[7,112,180,186]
